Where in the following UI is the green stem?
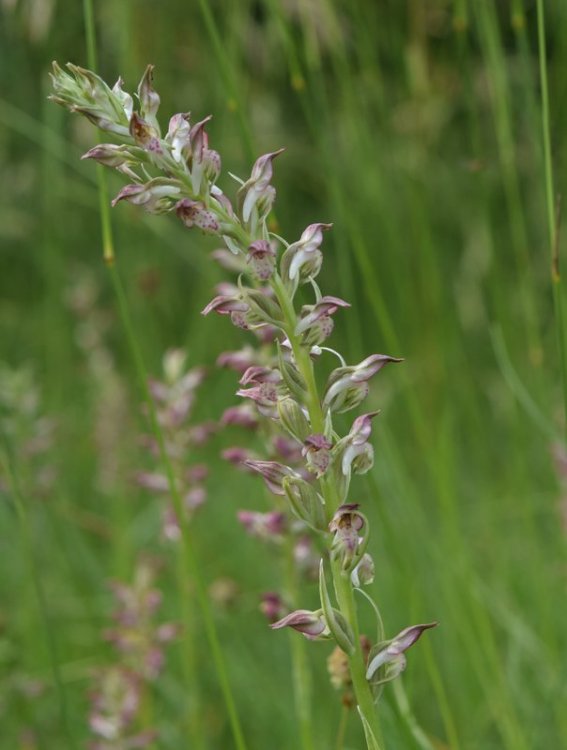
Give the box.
[271,273,383,749]
[333,561,383,748]
[334,705,349,750]
[283,536,316,750]
[536,0,567,437]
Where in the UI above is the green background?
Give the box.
[1,1,566,748]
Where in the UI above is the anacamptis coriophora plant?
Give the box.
[50,62,438,750]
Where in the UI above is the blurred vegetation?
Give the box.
[1,0,567,748]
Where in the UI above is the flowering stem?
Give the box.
[283,535,316,750]
[270,273,383,749]
[536,0,567,439]
[333,561,383,748]
[271,274,325,434]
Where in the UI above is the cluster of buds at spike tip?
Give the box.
[52,63,438,736]
[136,349,214,541]
[49,63,133,136]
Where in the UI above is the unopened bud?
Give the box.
[277,397,311,441]
[282,475,327,531]
[351,553,375,587]
[137,64,161,131]
[271,608,329,640]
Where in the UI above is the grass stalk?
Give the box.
[536,0,567,436]
[271,274,384,749]
[391,679,435,750]
[196,0,255,161]
[283,536,316,750]
[474,0,541,363]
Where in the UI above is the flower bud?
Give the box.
[275,344,307,400]
[277,397,311,442]
[333,411,379,478]
[351,553,375,587]
[137,65,161,132]
[282,475,327,531]
[280,223,332,290]
[366,622,438,684]
[81,143,143,180]
[244,460,299,494]
[203,148,221,184]
[236,382,279,417]
[166,112,191,164]
[238,149,284,228]
[323,355,402,414]
[49,62,131,137]
[112,77,134,121]
[201,293,251,330]
[271,609,329,640]
[111,178,181,214]
[243,287,283,327]
[295,296,350,346]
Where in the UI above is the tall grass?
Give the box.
[1,1,566,747]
